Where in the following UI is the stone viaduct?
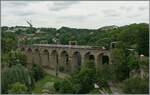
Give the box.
[20,44,111,74]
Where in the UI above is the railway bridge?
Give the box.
[20,44,111,73]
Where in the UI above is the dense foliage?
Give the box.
[1,29,44,94]
[8,82,28,94]
[2,23,149,56]
[110,47,129,81]
[1,32,17,53]
[54,61,96,94]
[96,64,114,87]
[1,64,34,93]
[2,50,27,67]
[122,77,149,94]
[31,64,45,81]
[1,23,149,94]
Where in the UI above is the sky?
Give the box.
[1,1,149,29]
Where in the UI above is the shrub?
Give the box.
[71,61,96,93]
[7,50,27,67]
[111,48,129,81]
[122,77,149,94]
[96,64,112,87]
[54,79,75,94]
[54,80,61,91]
[31,64,44,81]
[59,79,75,93]
[8,82,28,94]
[127,54,139,71]
[54,61,96,94]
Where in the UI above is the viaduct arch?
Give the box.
[20,44,111,73]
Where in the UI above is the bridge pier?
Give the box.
[41,50,50,68]
[32,49,41,66]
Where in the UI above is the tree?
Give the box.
[58,79,75,94]
[2,50,27,69]
[96,64,114,87]
[71,61,96,93]
[111,48,129,81]
[1,64,34,93]
[7,50,27,67]
[1,32,17,53]
[8,82,28,94]
[136,24,149,56]
[31,64,44,81]
[74,68,96,93]
[127,53,139,71]
[54,61,96,94]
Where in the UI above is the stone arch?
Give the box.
[72,51,81,72]
[60,51,70,73]
[41,49,50,67]
[25,48,33,64]
[51,50,58,70]
[84,52,95,63]
[97,53,109,65]
[33,48,41,65]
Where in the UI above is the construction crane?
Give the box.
[26,20,36,44]
[26,20,33,28]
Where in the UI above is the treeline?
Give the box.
[2,23,149,56]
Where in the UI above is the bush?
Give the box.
[59,79,75,93]
[111,48,129,81]
[54,80,61,91]
[7,50,27,67]
[75,68,95,93]
[54,79,75,94]
[122,77,149,94]
[54,61,96,94]
[127,54,139,71]
[96,64,113,87]
[71,61,96,93]
[31,64,44,81]
[8,82,28,94]
[1,32,17,53]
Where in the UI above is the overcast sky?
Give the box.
[1,1,149,29]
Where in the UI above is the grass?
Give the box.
[32,73,61,94]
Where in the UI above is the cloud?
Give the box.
[138,6,148,11]
[120,6,133,12]
[102,9,120,17]
[17,11,35,16]
[1,1,149,29]
[8,2,29,6]
[2,1,30,8]
[48,1,79,11]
